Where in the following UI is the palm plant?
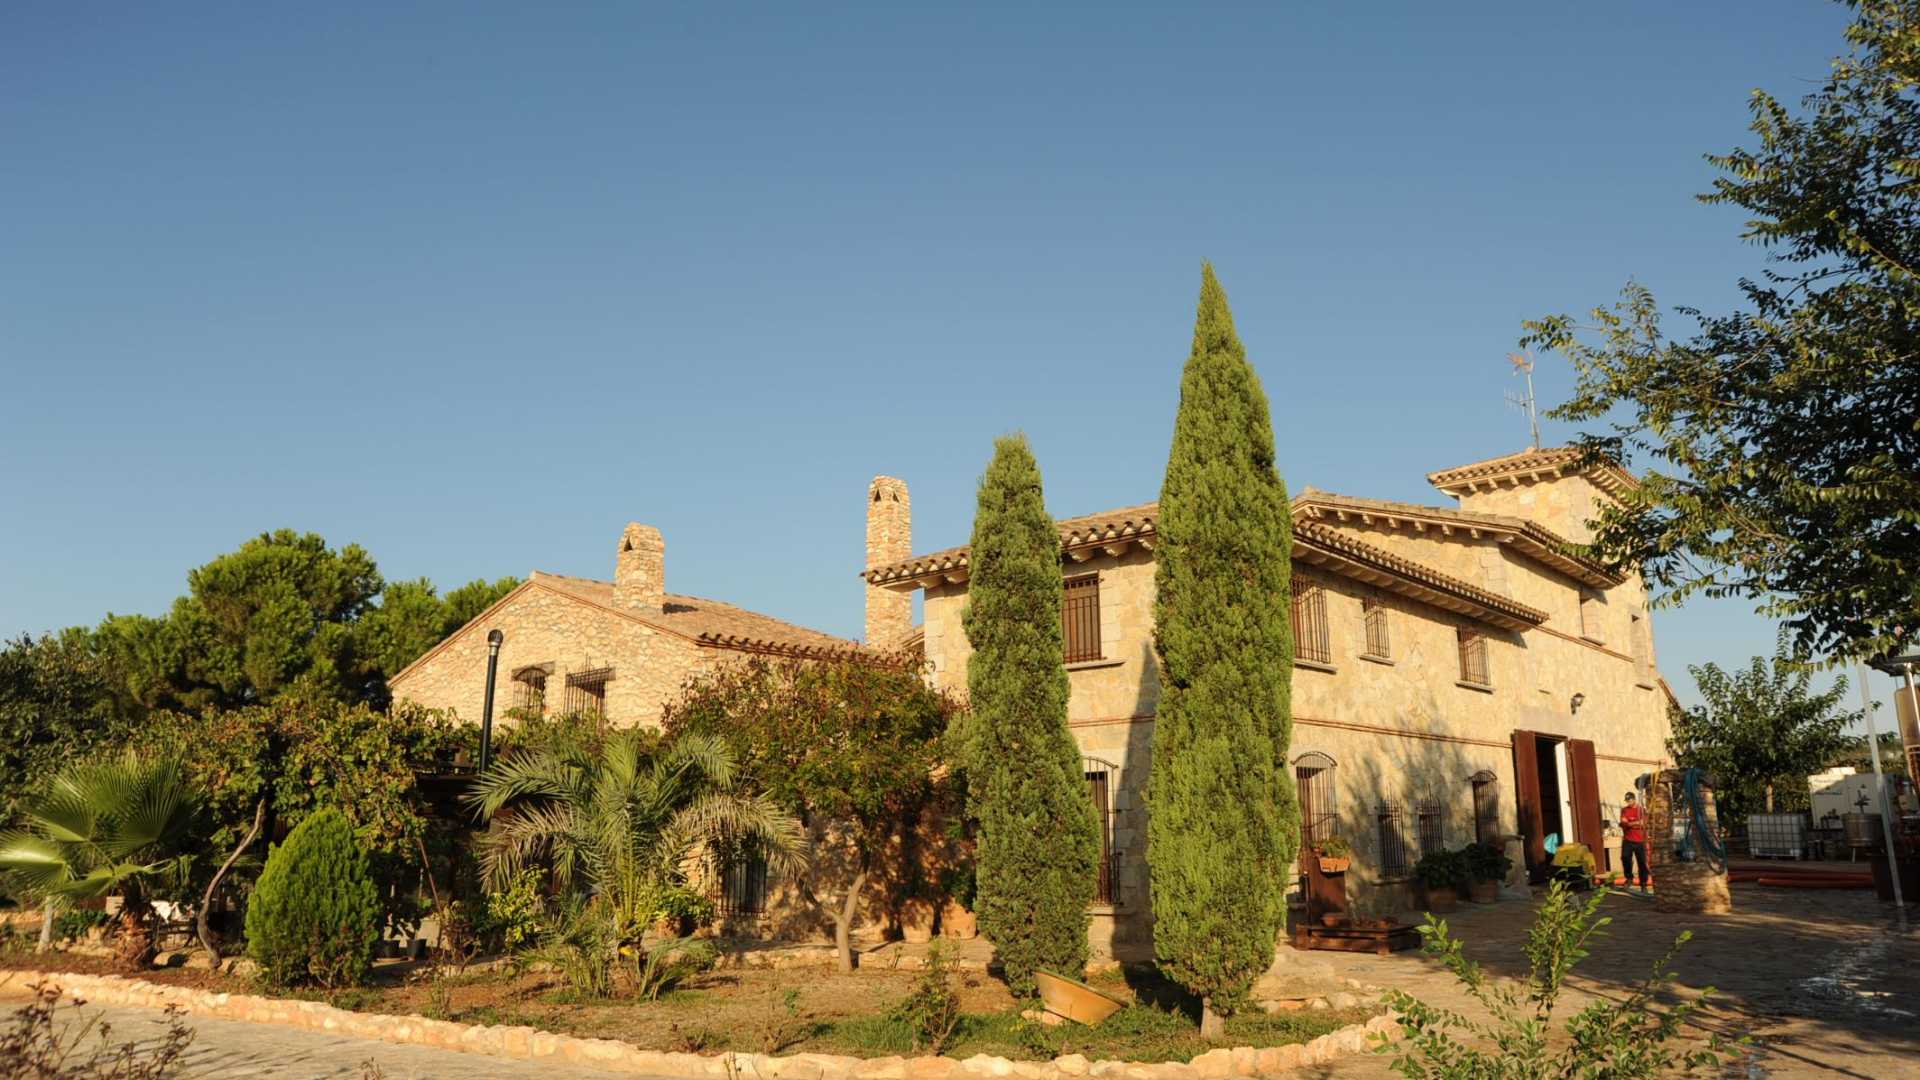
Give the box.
[0,752,202,965]
[464,729,806,993]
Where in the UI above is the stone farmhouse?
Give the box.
[393,448,1672,958]
[864,447,1674,958]
[389,522,865,731]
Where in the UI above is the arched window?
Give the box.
[1294,751,1338,846]
[1468,769,1500,845]
[510,663,552,714]
[1084,756,1119,903]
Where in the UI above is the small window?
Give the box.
[1470,770,1500,845]
[1062,575,1102,663]
[714,850,768,916]
[1293,580,1331,665]
[1630,611,1653,685]
[1295,751,1338,848]
[1361,596,1391,659]
[1376,801,1410,878]
[1578,591,1605,643]
[1085,758,1117,904]
[1416,801,1445,856]
[564,667,613,715]
[513,670,547,714]
[1456,627,1491,687]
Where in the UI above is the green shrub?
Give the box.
[1378,882,1731,1077]
[53,907,110,943]
[888,940,962,1053]
[483,868,548,952]
[1315,836,1352,859]
[245,809,381,988]
[1410,848,1468,891]
[1462,842,1512,883]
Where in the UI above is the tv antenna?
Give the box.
[1506,351,1541,451]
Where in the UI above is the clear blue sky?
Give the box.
[3,1,1907,719]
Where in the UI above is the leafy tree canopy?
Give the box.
[1669,631,1863,820]
[1523,0,1920,661]
[663,655,961,971]
[87,530,515,714]
[0,631,129,825]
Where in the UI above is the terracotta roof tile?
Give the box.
[531,572,861,655]
[1427,447,1637,498]
[1292,490,1625,587]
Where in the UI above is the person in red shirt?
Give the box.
[1619,791,1650,893]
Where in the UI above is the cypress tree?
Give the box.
[245,807,382,988]
[1147,264,1297,1037]
[961,434,1102,997]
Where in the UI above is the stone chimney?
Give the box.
[614,523,665,613]
[865,476,912,650]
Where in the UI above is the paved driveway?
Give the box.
[40,1000,674,1079]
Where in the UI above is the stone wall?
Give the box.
[390,576,721,731]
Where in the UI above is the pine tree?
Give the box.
[1147,264,1297,1037]
[961,434,1101,997]
[245,807,382,988]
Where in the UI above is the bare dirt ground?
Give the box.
[1290,883,1919,1079]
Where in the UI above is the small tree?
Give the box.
[663,656,959,973]
[245,808,382,988]
[1669,631,1862,821]
[1148,264,1296,1037]
[960,434,1102,997]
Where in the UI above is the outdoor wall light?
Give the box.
[1570,692,1586,714]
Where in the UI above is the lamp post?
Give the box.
[480,629,504,773]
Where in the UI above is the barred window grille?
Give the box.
[1085,757,1118,904]
[1295,752,1338,848]
[1062,575,1102,663]
[564,667,613,715]
[513,671,547,714]
[1376,801,1411,877]
[1362,596,1391,659]
[714,851,768,917]
[1293,581,1331,665]
[1416,801,1445,856]
[1456,628,1490,686]
[1470,771,1500,845]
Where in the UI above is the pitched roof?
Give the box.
[862,500,1548,632]
[1427,447,1637,499]
[1292,489,1625,588]
[389,572,864,686]
[530,572,863,655]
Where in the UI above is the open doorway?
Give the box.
[1513,730,1603,881]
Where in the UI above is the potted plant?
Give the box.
[1411,848,1468,913]
[938,865,977,940]
[1314,836,1353,875]
[1463,842,1512,903]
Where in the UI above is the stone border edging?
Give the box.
[0,968,1399,1078]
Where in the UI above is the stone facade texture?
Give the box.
[899,451,1674,959]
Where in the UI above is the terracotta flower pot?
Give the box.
[1469,879,1500,904]
[940,901,978,940]
[1033,969,1128,1026]
[1317,856,1351,875]
[1422,885,1459,914]
[899,898,936,944]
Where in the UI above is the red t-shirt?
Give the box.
[1621,804,1646,844]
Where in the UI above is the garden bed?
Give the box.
[1,949,1375,1064]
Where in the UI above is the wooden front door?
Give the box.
[1512,730,1546,880]
[1568,739,1604,852]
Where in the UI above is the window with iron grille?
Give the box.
[1295,752,1339,849]
[1361,596,1391,659]
[1293,580,1331,665]
[1416,801,1445,856]
[1456,627,1490,686]
[1470,771,1500,845]
[513,670,547,714]
[1376,801,1410,878]
[713,851,768,917]
[1062,575,1102,663]
[564,667,613,715]
[1086,762,1117,904]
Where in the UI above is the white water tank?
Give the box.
[1809,767,1897,823]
